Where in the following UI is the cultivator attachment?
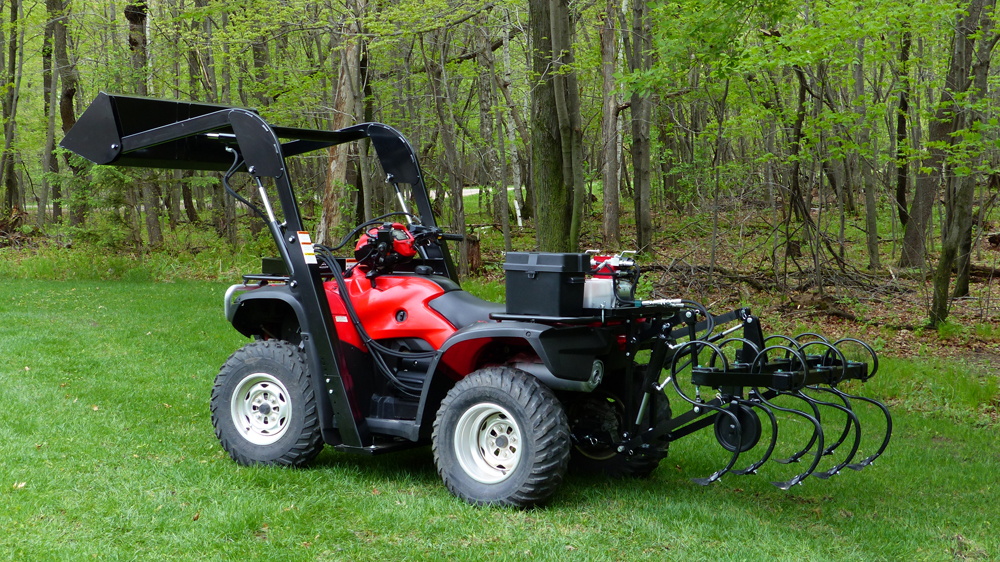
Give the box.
[624,303,891,489]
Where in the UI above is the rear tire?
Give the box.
[211,340,323,467]
[432,367,570,507]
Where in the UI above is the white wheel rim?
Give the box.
[454,402,523,484]
[231,373,291,445]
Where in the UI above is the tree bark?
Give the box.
[1,0,19,213]
[316,9,361,246]
[896,28,912,228]
[928,0,996,324]
[422,32,468,275]
[854,37,880,270]
[625,0,652,251]
[38,3,61,228]
[126,0,163,247]
[54,0,83,225]
[530,0,568,251]
[548,0,585,252]
[600,0,619,249]
[902,1,987,269]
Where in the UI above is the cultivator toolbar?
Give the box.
[618,302,892,488]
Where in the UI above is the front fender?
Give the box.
[226,284,306,340]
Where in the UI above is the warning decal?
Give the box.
[297,231,318,265]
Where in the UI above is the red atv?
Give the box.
[62,94,891,507]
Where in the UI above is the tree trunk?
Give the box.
[625,0,652,251]
[600,0,619,249]
[902,2,988,269]
[896,28,912,228]
[953,4,996,299]
[855,37,880,270]
[422,32,468,275]
[39,50,58,230]
[316,10,361,246]
[528,0,573,252]
[498,8,531,219]
[477,20,500,224]
[182,171,197,223]
[1,0,19,213]
[548,0,585,252]
[928,0,996,323]
[55,1,83,225]
[126,0,162,247]
[500,12,524,225]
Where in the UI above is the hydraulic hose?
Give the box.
[313,244,431,397]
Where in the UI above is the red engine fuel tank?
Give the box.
[323,275,458,350]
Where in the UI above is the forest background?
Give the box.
[0,0,999,331]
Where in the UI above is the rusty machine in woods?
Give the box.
[60,93,892,507]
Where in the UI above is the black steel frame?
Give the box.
[60,92,457,449]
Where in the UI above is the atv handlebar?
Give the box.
[440,233,465,242]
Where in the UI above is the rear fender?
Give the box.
[414,322,611,439]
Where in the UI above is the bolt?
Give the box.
[289,236,296,243]
[289,281,297,288]
[686,311,693,319]
[617,446,625,453]
[329,389,333,394]
[693,406,701,414]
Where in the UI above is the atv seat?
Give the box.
[429,290,504,329]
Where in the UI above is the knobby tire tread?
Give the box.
[432,366,571,508]
[211,340,323,468]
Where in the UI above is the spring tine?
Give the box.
[763,334,802,348]
[731,394,778,476]
[755,391,825,489]
[840,392,893,470]
[794,332,831,343]
[796,389,862,479]
[747,343,820,466]
[690,406,743,486]
[707,337,761,368]
[808,386,854,455]
[832,338,880,380]
[772,392,822,464]
[669,341,743,485]
[798,339,852,455]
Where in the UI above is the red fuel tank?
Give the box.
[323,275,458,350]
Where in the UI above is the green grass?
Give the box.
[2,280,998,561]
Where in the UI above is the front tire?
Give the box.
[211,340,323,467]
[432,367,570,507]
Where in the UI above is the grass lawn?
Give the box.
[1,280,998,561]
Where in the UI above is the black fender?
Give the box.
[227,284,305,341]
[412,321,614,439]
[223,283,344,445]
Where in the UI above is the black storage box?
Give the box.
[503,252,588,317]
